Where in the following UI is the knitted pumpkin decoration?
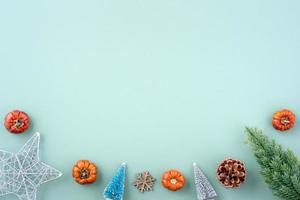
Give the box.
[72,160,97,184]
[4,110,30,134]
[272,109,296,131]
[217,158,246,188]
[161,170,185,191]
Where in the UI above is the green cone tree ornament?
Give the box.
[246,127,300,200]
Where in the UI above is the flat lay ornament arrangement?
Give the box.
[1,108,299,200]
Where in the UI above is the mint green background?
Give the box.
[0,1,300,200]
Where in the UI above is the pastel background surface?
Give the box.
[0,0,299,199]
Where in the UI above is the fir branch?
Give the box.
[246,127,300,200]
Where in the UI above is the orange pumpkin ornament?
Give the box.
[72,160,97,185]
[161,170,185,191]
[4,110,30,134]
[272,109,296,131]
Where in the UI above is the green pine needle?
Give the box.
[245,127,300,200]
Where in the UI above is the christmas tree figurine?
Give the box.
[103,163,127,200]
[193,163,217,200]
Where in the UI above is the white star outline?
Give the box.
[0,132,62,200]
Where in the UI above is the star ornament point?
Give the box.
[0,132,62,200]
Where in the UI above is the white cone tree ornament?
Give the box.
[0,132,62,200]
[193,163,217,200]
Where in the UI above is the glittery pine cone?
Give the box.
[217,158,246,188]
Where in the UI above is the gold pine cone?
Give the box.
[217,158,246,188]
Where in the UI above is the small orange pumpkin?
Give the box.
[272,109,296,131]
[4,110,30,134]
[161,170,185,191]
[72,160,97,184]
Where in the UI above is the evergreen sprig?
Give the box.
[246,127,300,200]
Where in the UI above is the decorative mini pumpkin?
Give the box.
[161,170,185,191]
[72,160,97,185]
[272,109,296,131]
[4,110,30,134]
[217,158,246,188]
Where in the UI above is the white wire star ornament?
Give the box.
[0,132,62,200]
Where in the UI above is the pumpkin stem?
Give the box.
[13,119,24,128]
[170,178,177,185]
[80,169,90,179]
[281,117,290,125]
